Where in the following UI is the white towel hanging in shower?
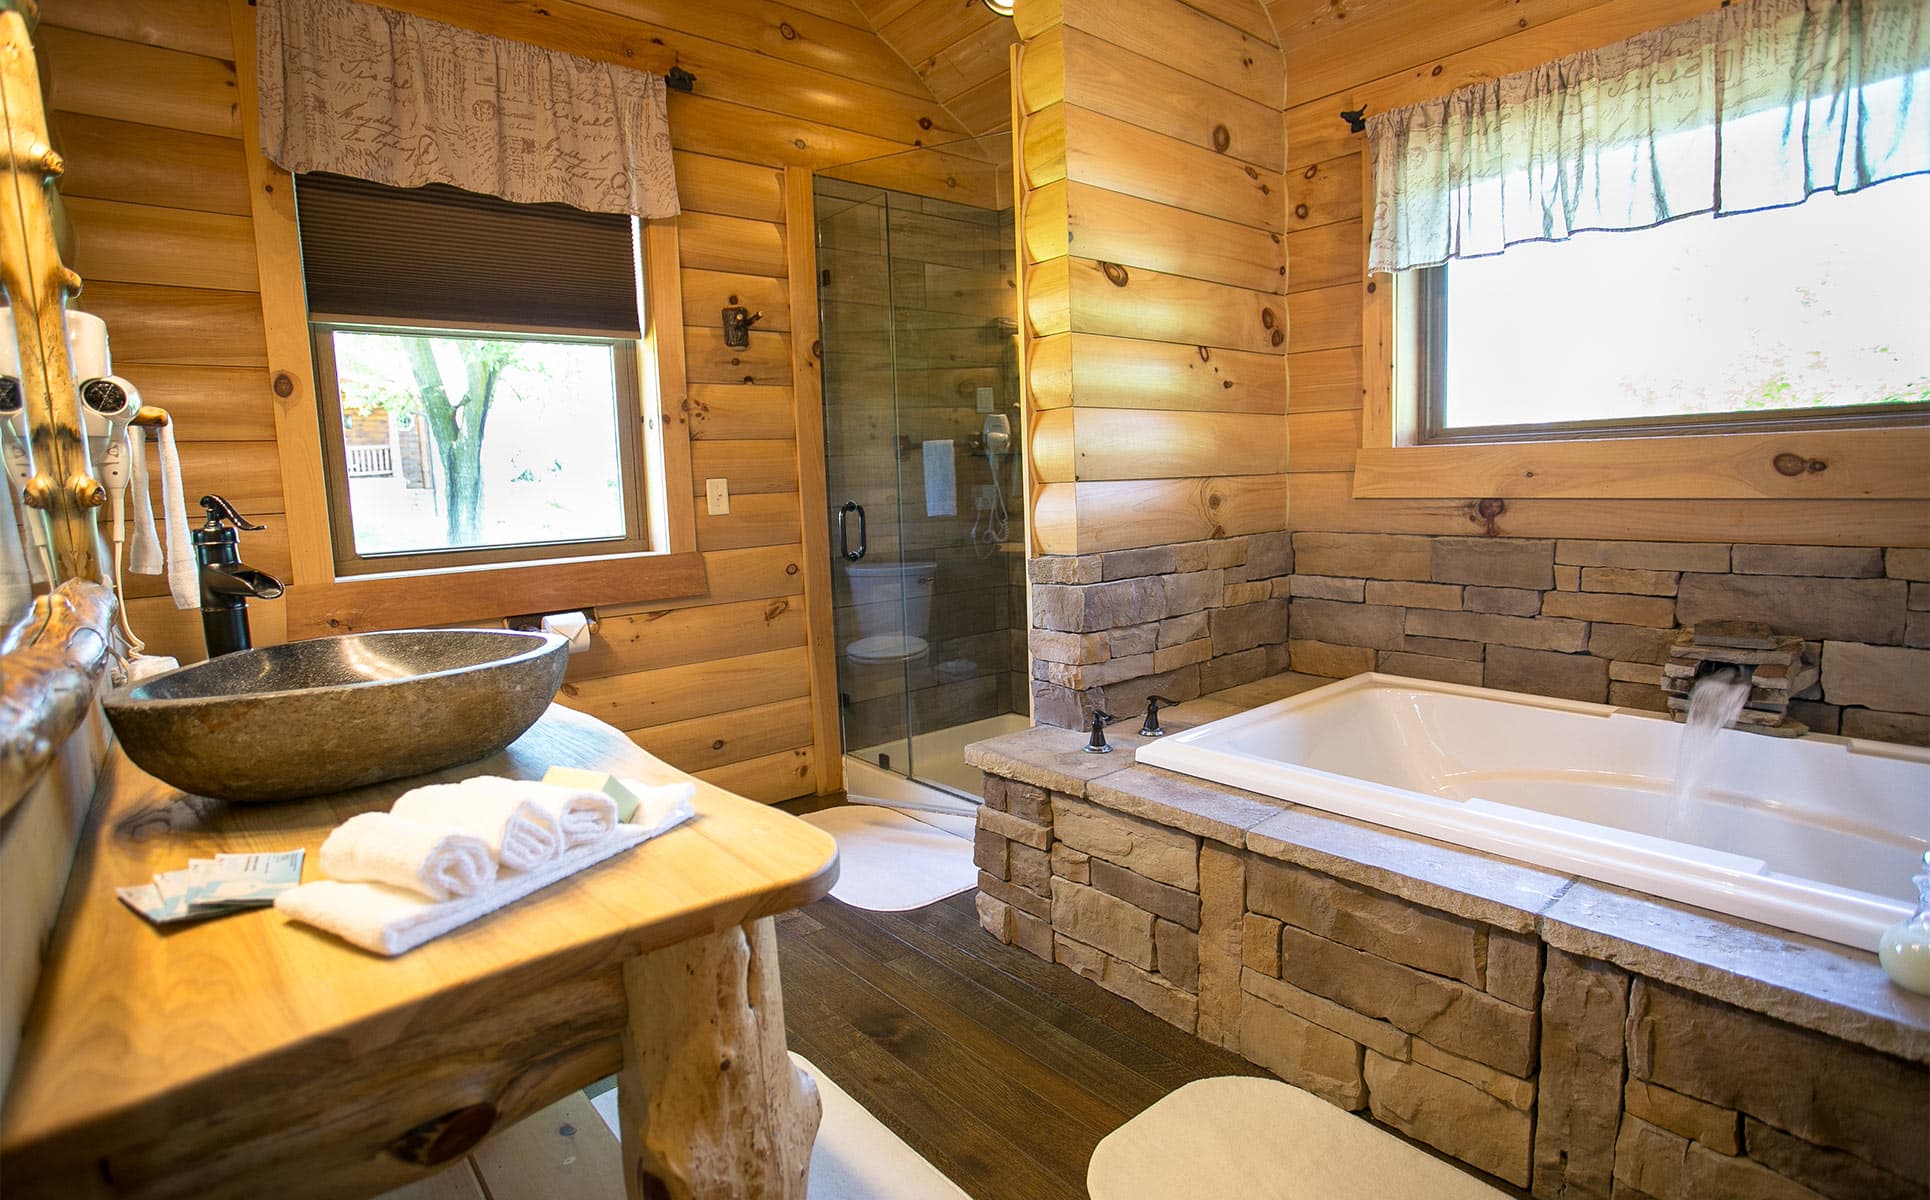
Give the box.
[923,439,955,517]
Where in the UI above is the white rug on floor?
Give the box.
[799,804,977,911]
[1088,1076,1510,1200]
[589,1054,970,1200]
[893,806,978,840]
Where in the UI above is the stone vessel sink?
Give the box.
[103,629,570,802]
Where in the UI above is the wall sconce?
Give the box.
[981,0,1014,15]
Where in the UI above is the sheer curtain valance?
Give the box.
[1365,0,1930,273]
[257,0,679,219]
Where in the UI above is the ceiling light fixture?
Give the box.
[981,0,1014,16]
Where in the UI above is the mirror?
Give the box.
[0,2,117,810]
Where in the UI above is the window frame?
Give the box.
[310,318,654,576]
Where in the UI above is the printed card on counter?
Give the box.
[118,849,306,925]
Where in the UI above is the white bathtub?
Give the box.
[1137,674,1930,951]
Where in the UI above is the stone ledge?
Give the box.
[1540,882,1930,1065]
[1086,764,1286,847]
[962,723,1145,797]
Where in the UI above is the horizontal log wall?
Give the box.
[45,0,983,802]
[1267,0,1930,548]
[1014,0,1288,557]
[856,0,1021,137]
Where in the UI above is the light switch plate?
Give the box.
[974,386,995,414]
[705,477,730,515]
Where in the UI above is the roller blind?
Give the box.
[295,172,643,335]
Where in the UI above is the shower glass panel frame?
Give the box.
[814,138,1026,800]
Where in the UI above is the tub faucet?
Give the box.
[1139,695,1179,737]
[1083,709,1115,754]
[194,494,284,658]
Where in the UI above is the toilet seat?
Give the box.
[846,634,930,664]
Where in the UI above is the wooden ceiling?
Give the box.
[855,0,1023,139]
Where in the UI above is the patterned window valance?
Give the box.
[1365,0,1929,273]
[257,0,679,219]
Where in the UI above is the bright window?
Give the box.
[1414,174,1930,442]
[313,326,645,571]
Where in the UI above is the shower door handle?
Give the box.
[838,501,867,562]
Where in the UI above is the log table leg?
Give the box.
[618,917,821,1200]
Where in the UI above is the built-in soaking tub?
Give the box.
[1136,674,1930,951]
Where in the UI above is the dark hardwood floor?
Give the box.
[774,892,1265,1200]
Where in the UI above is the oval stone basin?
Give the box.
[103,629,570,802]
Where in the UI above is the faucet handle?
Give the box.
[1084,709,1115,755]
[200,493,264,531]
[1140,695,1179,737]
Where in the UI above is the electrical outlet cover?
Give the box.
[974,386,995,414]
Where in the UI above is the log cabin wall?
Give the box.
[1012,0,1294,728]
[42,0,985,802]
[856,0,1021,138]
[1270,0,1930,743]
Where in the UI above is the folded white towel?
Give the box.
[390,777,567,870]
[525,785,618,849]
[318,811,498,901]
[276,805,697,956]
[624,779,698,828]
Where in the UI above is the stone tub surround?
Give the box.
[1284,535,1930,746]
[1028,532,1295,730]
[964,678,1930,1197]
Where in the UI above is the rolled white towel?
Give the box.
[390,777,564,871]
[525,785,618,849]
[625,779,698,833]
[318,811,497,901]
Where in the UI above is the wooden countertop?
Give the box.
[0,704,838,1193]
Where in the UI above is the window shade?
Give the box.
[295,173,643,335]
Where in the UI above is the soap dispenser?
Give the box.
[1878,852,1930,996]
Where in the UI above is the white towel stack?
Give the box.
[276,774,698,956]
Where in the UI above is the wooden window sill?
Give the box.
[1350,425,1930,501]
[286,550,709,636]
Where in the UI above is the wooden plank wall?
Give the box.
[855,0,1021,137]
[1014,0,1288,556]
[42,0,980,802]
[1269,0,1930,547]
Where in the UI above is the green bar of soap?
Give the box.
[543,766,642,822]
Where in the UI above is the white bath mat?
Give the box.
[894,806,979,840]
[1088,1076,1509,1200]
[799,804,977,911]
[589,1054,970,1200]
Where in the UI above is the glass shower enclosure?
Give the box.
[814,138,1026,803]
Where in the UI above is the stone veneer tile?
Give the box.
[1581,566,1680,596]
[963,724,1143,797]
[1541,590,1677,627]
[1276,925,1538,1075]
[1675,573,1906,645]
[1293,532,1431,581]
[1206,671,1332,708]
[1556,540,1731,572]
[1403,635,1487,661]
[1049,878,1155,968]
[1406,609,1589,652]
[1195,843,1246,1052]
[1731,544,1884,578]
[1291,599,1407,651]
[1539,882,1930,1064]
[1242,914,1281,976]
[1154,918,1198,989]
[1052,796,1200,889]
[1464,586,1542,616]
[1376,651,1483,686]
[1029,555,1103,585]
[1055,934,1197,1031]
[1050,843,1090,884]
[1821,641,1930,715]
[1484,645,1610,703]
[978,871,1049,920]
[1246,807,1573,933]
[1841,708,1930,744]
[1089,857,1200,929]
[1533,950,1628,1200]
[1889,548,1930,582]
[978,807,1051,850]
[1244,966,1410,1059]
[1485,928,1542,1009]
[1364,579,1463,610]
[973,825,1009,880]
[1290,574,1367,602]
[1239,991,1366,1109]
[1247,857,1486,987]
[1588,622,1677,664]
[1410,1038,1536,1111]
[1613,1116,1820,1200]
[1624,1078,1741,1154]
[1364,1051,1533,1186]
[1745,1116,1925,1200]
[1288,639,1376,678]
[1430,537,1556,591]
[1085,765,1286,848]
[1628,979,1930,1185]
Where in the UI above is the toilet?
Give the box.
[844,560,935,666]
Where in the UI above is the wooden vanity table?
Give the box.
[0,704,838,1199]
